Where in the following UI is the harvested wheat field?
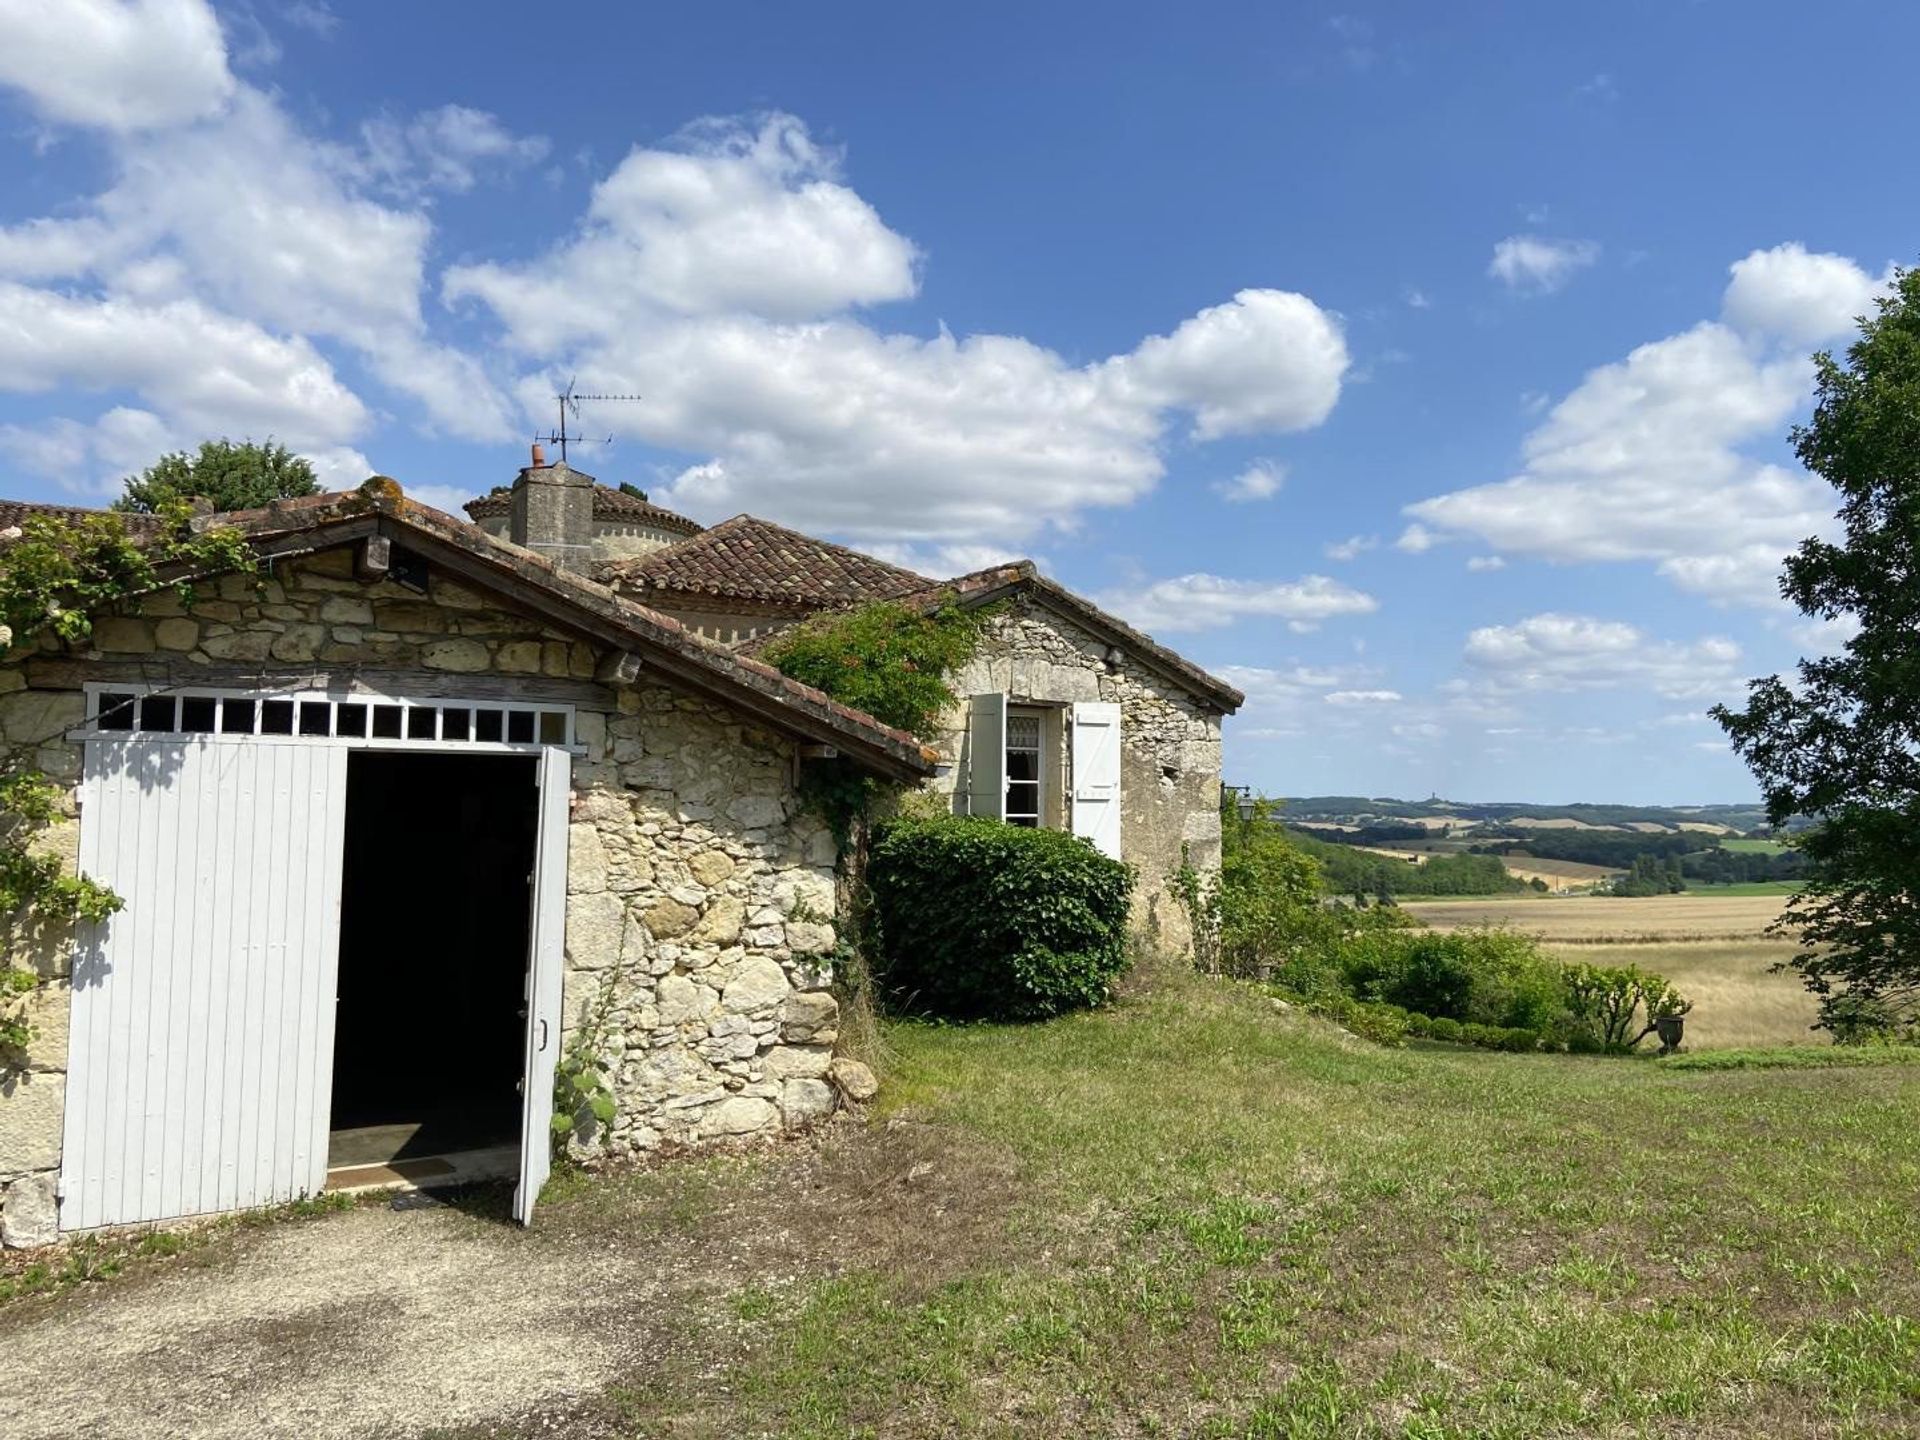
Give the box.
[1402,894,1820,1049]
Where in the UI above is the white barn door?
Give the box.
[62,738,349,1231]
[1070,702,1123,860]
[514,745,570,1225]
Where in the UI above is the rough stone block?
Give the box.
[778,1078,837,1129]
[780,990,840,1044]
[564,891,625,969]
[372,601,450,634]
[200,631,274,662]
[1,1172,58,1249]
[828,1057,879,1103]
[642,898,698,939]
[19,983,69,1071]
[495,641,542,674]
[154,618,200,651]
[693,896,745,946]
[269,624,326,663]
[700,1096,775,1138]
[762,1044,833,1080]
[686,850,735,887]
[567,824,608,894]
[0,691,85,745]
[421,638,490,672]
[319,596,374,626]
[786,920,835,955]
[720,956,792,1013]
[0,1072,65,1173]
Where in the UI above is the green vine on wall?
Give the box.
[0,504,256,1072]
[551,971,621,1155]
[761,594,989,851]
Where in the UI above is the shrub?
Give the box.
[867,815,1134,1021]
[1563,963,1692,1051]
[1427,1015,1463,1043]
[1316,994,1410,1047]
[1341,926,1565,1030]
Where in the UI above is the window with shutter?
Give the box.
[1070,701,1123,859]
[964,692,1007,820]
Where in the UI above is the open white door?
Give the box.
[965,692,1007,819]
[1070,701,1123,860]
[514,745,570,1225]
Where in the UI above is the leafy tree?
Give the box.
[115,439,320,514]
[1713,266,1920,1038]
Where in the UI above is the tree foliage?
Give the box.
[115,439,320,514]
[762,596,987,851]
[1713,266,1920,1038]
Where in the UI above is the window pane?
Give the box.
[474,709,503,742]
[407,706,437,739]
[1007,714,1041,749]
[371,704,403,739]
[1006,780,1040,819]
[260,699,295,735]
[299,701,332,736]
[220,698,256,734]
[1007,749,1039,781]
[140,695,177,732]
[97,693,136,731]
[539,711,567,745]
[179,696,218,733]
[506,710,535,744]
[335,703,367,737]
[441,707,470,741]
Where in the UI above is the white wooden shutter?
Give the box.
[62,738,349,1231]
[1070,701,1123,859]
[965,692,1007,820]
[514,744,570,1225]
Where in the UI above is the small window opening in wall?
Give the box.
[441,707,470,741]
[474,709,503,742]
[506,710,535,744]
[261,699,295,735]
[1005,711,1042,827]
[371,705,403,739]
[221,697,256,734]
[140,695,177,732]
[299,701,332,737]
[336,703,367,738]
[406,707,436,740]
[1161,765,1181,782]
[180,696,219,734]
[97,693,135,731]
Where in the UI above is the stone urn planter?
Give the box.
[1654,1013,1686,1054]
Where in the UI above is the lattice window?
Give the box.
[86,686,574,750]
[1005,710,1043,827]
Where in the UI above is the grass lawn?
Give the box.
[572,969,1920,1438]
[1721,839,1789,856]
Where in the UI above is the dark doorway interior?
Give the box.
[329,751,539,1162]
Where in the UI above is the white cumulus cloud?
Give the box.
[1488,235,1600,294]
[1463,613,1743,700]
[1213,459,1286,503]
[0,0,234,132]
[1096,573,1377,635]
[1404,243,1895,607]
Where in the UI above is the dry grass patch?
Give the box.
[1404,892,1791,942]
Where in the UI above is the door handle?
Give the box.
[538,1018,549,1052]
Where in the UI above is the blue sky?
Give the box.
[0,1,1910,804]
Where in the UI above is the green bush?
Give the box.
[1340,926,1565,1030]
[1563,963,1692,1052]
[1427,1015,1464,1043]
[867,815,1134,1021]
[1316,993,1411,1046]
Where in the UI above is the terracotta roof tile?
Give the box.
[0,500,163,535]
[600,514,934,607]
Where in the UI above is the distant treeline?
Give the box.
[1284,829,1526,898]
[1470,830,1805,886]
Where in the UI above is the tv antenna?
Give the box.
[540,377,642,464]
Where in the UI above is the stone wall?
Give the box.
[0,543,852,1245]
[924,595,1225,953]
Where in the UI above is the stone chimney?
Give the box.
[508,443,596,571]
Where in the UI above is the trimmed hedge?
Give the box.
[867,815,1134,1020]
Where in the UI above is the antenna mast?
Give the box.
[541,377,643,463]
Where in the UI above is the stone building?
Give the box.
[0,477,926,1248]
[585,508,1242,950]
[0,449,1238,1247]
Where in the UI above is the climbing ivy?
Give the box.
[0,503,256,1072]
[551,971,620,1155]
[761,595,988,851]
